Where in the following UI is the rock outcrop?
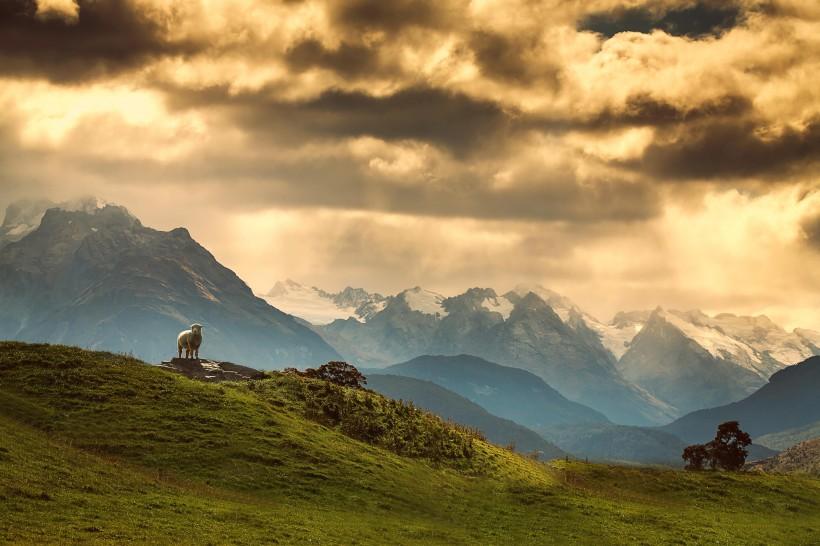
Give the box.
[158,358,265,382]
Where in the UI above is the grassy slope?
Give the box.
[1,342,820,545]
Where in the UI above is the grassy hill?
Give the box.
[2,342,820,544]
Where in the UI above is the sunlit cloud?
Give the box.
[1,0,819,329]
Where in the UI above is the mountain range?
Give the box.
[267,279,820,423]
[0,199,338,367]
[377,354,608,431]
[3,197,820,452]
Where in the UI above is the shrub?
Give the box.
[285,362,367,389]
[289,378,477,463]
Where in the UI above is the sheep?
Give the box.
[177,323,203,359]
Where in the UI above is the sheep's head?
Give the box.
[191,324,203,335]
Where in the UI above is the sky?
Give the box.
[1,0,820,330]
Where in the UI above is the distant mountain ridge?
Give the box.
[382,354,609,430]
[365,374,566,460]
[267,278,819,421]
[261,280,386,324]
[0,200,339,367]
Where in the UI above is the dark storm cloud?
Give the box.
[468,30,560,86]
[803,216,820,246]
[328,0,461,33]
[0,102,660,224]
[804,220,820,249]
[0,0,200,82]
[584,93,752,130]
[626,118,820,180]
[580,1,742,38]
[284,38,383,78]
[168,84,516,157]
[69,149,661,223]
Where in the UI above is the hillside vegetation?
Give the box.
[2,342,820,544]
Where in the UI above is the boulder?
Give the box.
[158,358,265,382]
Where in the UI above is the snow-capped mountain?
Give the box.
[317,285,676,426]
[0,197,109,248]
[400,286,448,317]
[671,310,819,371]
[614,308,820,417]
[508,284,648,360]
[306,281,820,423]
[260,280,386,324]
[618,309,768,416]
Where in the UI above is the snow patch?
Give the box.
[262,280,361,325]
[6,224,34,237]
[481,295,514,319]
[674,311,817,369]
[403,287,448,317]
[511,283,578,323]
[586,320,644,360]
[659,310,770,376]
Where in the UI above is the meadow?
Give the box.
[1,342,818,545]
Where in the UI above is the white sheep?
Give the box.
[177,323,203,359]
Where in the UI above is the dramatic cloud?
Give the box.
[580,1,743,38]
[631,118,820,180]
[284,38,383,78]
[0,0,200,82]
[1,0,819,328]
[327,0,461,33]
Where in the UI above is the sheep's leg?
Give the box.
[178,346,182,359]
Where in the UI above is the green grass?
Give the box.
[1,342,819,544]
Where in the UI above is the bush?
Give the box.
[289,378,478,463]
[285,362,367,389]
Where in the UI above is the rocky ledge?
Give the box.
[158,358,265,382]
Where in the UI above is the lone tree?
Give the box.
[285,361,367,389]
[682,420,752,471]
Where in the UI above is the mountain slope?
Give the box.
[749,439,820,476]
[756,421,820,451]
[539,423,687,465]
[384,354,608,430]
[365,374,565,459]
[0,202,338,367]
[663,356,820,444]
[3,342,820,544]
[619,309,766,416]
